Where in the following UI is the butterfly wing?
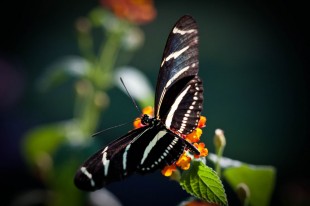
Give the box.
[74,125,194,191]
[137,128,200,174]
[162,76,203,134]
[74,126,150,191]
[154,15,203,134]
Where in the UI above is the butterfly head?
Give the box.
[140,114,150,125]
[140,114,161,127]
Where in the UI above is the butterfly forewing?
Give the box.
[74,124,193,191]
[74,126,149,191]
[155,15,199,120]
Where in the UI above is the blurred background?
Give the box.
[1,0,309,205]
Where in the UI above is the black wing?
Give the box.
[74,124,196,191]
[154,15,203,134]
[74,126,149,191]
[161,76,203,134]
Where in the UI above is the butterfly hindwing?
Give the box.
[136,129,185,174]
[163,76,203,134]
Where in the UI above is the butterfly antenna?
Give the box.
[120,77,142,114]
[92,118,141,137]
[93,78,142,138]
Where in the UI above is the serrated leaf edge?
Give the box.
[180,161,228,206]
[198,167,227,205]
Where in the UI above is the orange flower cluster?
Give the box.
[134,107,208,177]
[101,0,156,24]
[161,116,208,177]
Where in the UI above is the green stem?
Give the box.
[80,84,97,134]
[77,28,96,62]
[74,29,123,137]
[94,30,123,89]
[73,80,97,136]
[215,146,224,178]
[100,32,121,71]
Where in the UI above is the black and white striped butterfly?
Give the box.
[74,15,203,191]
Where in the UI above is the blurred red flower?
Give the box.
[186,200,219,206]
[101,0,156,24]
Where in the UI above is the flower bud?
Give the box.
[213,128,226,150]
[75,17,91,33]
[94,91,110,108]
[122,27,144,51]
[75,80,91,97]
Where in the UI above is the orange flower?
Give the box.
[142,106,154,117]
[185,128,202,143]
[176,152,192,170]
[193,142,208,158]
[161,164,177,177]
[133,117,142,128]
[101,0,156,24]
[197,116,207,128]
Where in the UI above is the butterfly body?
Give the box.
[74,15,203,191]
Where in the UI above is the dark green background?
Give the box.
[1,0,309,205]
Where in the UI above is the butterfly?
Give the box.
[74,15,203,191]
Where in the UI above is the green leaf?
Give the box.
[223,165,276,206]
[180,161,228,206]
[22,122,91,205]
[49,143,86,206]
[22,122,66,167]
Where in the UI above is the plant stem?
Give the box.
[215,146,224,178]
[77,31,96,62]
[75,29,123,137]
[95,30,123,89]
